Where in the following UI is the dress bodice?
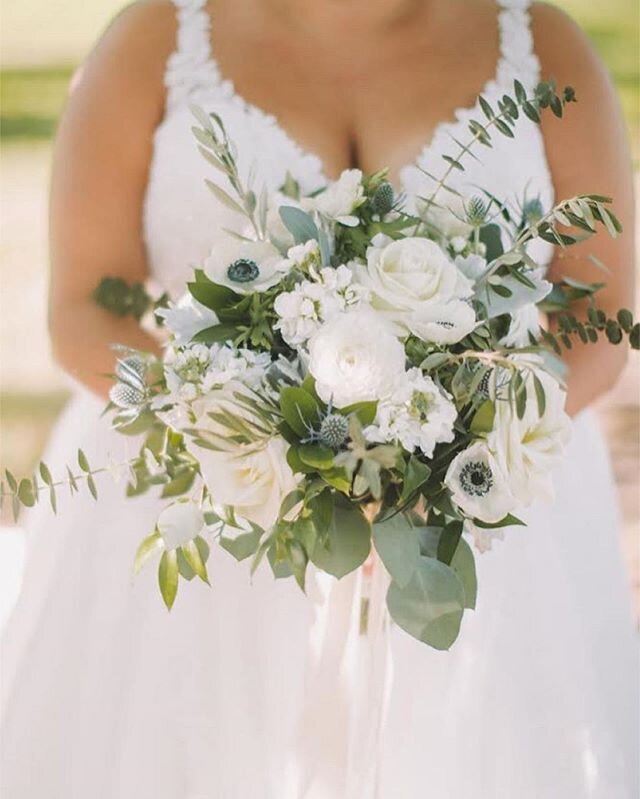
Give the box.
[143,0,554,298]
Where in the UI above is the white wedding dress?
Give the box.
[1,1,638,797]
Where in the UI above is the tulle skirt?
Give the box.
[1,389,638,798]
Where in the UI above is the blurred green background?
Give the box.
[0,0,638,576]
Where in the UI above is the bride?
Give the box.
[1,0,637,796]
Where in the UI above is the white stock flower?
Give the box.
[164,342,270,402]
[314,169,365,226]
[307,309,406,408]
[445,441,517,523]
[354,235,476,344]
[157,500,205,550]
[194,436,298,531]
[204,236,289,294]
[488,359,571,506]
[274,264,368,348]
[157,294,219,347]
[284,240,322,271]
[365,368,457,457]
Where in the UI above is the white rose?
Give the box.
[157,500,205,550]
[445,441,517,524]
[314,169,365,226]
[307,309,406,408]
[204,236,289,294]
[354,235,476,344]
[156,294,219,347]
[194,435,298,530]
[488,360,571,505]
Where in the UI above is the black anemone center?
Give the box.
[459,461,493,497]
[227,258,260,283]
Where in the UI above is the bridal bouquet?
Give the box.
[4,80,637,649]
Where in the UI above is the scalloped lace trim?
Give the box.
[163,0,546,193]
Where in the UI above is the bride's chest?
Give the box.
[143,81,554,296]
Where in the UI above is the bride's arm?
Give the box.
[533,4,635,416]
[49,1,176,398]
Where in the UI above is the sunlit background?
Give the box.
[0,0,638,622]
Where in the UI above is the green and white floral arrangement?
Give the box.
[3,79,638,650]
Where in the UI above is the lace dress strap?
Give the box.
[496,0,541,90]
[165,0,219,108]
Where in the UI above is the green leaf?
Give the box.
[86,474,98,501]
[473,514,525,529]
[77,449,90,472]
[479,223,504,262]
[17,479,36,507]
[133,530,163,576]
[192,324,240,345]
[470,400,495,434]
[298,443,335,470]
[161,470,196,499]
[311,502,371,578]
[386,556,465,650]
[373,516,421,589]
[479,96,494,120]
[279,387,321,437]
[450,538,477,609]
[181,539,210,583]
[39,462,53,486]
[339,400,378,426]
[279,206,319,244]
[158,550,179,610]
[187,270,240,311]
[5,469,18,492]
[616,308,634,333]
[436,520,463,566]
[400,455,431,504]
[533,374,546,417]
[220,529,262,561]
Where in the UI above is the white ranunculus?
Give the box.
[354,235,476,344]
[365,368,457,457]
[307,309,406,408]
[157,500,205,550]
[194,435,298,530]
[445,441,517,523]
[314,169,365,226]
[488,359,571,506]
[156,294,219,347]
[204,236,289,294]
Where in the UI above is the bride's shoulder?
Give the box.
[66,1,179,126]
[530,3,607,83]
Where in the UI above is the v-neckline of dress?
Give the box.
[200,1,511,190]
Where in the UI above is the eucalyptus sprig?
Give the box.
[191,106,268,239]
[417,79,577,222]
